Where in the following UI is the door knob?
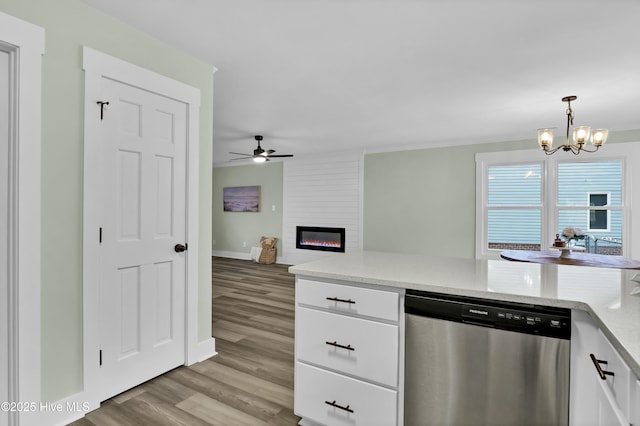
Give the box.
[174,243,187,253]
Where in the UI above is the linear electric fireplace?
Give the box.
[296,226,346,252]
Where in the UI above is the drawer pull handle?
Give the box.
[325,341,355,351]
[326,296,356,304]
[325,400,354,413]
[590,353,614,380]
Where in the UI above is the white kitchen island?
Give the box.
[289,250,640,426]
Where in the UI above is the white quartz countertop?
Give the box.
[289,250,640,377]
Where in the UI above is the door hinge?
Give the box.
[99,349,102,366]
[99,227,102,244]
[97,101,110,120]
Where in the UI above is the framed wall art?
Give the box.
[223,185,260,212]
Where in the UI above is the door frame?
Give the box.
[82,47,201,407]
[0,11,44,426]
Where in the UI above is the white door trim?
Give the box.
[82,46,201,408]
[0,12,44,426]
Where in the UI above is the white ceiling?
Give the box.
[82,0,640,166]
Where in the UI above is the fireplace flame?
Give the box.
[300,239,342,248]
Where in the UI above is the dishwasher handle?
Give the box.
[462,317,496,328]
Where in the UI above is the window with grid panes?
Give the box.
[557,161,622,255]
[486,163,542,251]
[476,146,636,260]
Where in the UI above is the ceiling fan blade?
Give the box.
[233,135,294,162]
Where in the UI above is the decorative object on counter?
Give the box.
[554,234,566,247]
[562,227,583,239]
[550,245,586,258]
[500,250,640,269]
[562,227,585,246]
[537,95,608,155]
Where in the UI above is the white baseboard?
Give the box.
[211,250,286,264]
[211,249,251,260]
[29,391,95,426]
[196,337,217,363]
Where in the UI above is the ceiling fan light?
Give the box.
[253,156,267,163]
[538,129,554,150]
[591,129,608,147]
[572,126,590,145]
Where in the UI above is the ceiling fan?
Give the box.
[230,135,294,163]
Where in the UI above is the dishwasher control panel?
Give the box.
[406,289,571,340]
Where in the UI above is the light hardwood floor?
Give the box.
[72,256,299,426]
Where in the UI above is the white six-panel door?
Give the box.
[97,77,188,401]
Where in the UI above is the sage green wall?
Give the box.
[213,163,284,253]
[0,0,215,402]
[364,130,640,259]
[212,130,640,261]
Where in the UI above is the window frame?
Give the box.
[587,191,611,232]
[485,161,544,251]
[476,142,639,260]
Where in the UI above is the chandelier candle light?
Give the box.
[538,96,608,155]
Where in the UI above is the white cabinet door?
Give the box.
[596,329,631,417]
[570,310,599,425]
[594,374,629,426]
[570,310,634,426]
[631,380,640,426]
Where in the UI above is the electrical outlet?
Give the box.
[212,240,216,245]
[272,204,276,211]
[242,241,246,247]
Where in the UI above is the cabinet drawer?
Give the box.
[296,307,398,387]
[594,329,631,417]
[296,278,399,322]
[295,362,397,426]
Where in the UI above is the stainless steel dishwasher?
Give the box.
[404,290,571,426]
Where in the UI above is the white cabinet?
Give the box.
[594,329,631,417]
[631,379,640,425]
[570,309,638,426]
[593,372,629,426]
[294,278,403,426]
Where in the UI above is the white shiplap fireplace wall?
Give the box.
[282,151,363,265]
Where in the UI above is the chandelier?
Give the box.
[537,95,608,155]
